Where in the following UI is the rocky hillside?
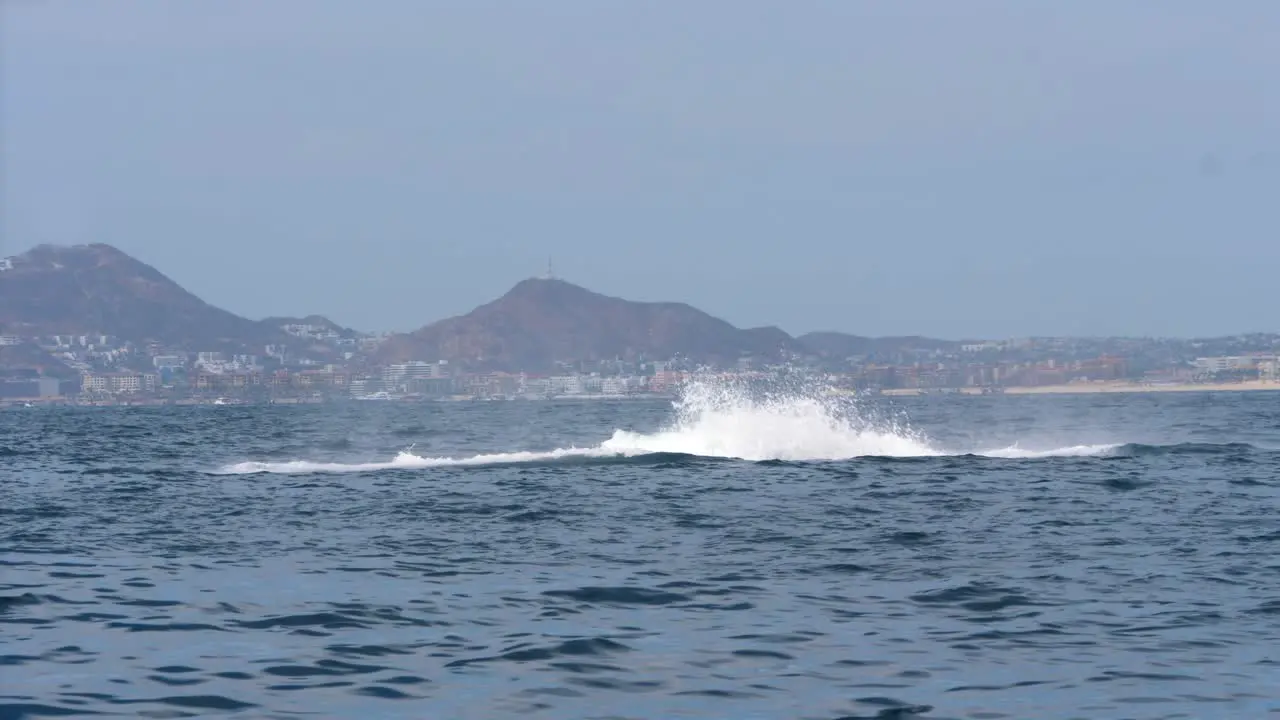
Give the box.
[0,243,292,352]
[377,277,801,370]
[260,315,361,338]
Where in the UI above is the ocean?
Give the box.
[3,383,1279,719]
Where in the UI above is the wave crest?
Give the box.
[214,376,1139,474]
[219,447,618,475]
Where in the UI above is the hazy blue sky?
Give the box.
[3,1,1277,338]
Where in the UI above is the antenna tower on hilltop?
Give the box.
[542,256,555,280]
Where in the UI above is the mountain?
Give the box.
[377,277,800,370]
[797,331,959,359]
[0,243,292,352]
[0,243,953,371]
[260,315,362,338]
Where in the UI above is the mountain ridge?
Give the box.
[2,243,960,369]
[796,331,961,359]
[374,276,805,370]
[0,243,298,353]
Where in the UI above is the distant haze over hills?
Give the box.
[0,244,343,356]
[0,243,955,370]
[0,244,282,349]
[2,244,1272,374]
[797,332,960,358]
[258,315,361,339]
[375,276,804,370]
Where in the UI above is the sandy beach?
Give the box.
[881,380,1280,397]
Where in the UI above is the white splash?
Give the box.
[215,376,1121,474]
[599,377,938,461]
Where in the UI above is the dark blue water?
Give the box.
[4,390,1280,719]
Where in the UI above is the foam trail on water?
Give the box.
[215,376,1121,474]
[218,447,626,475]
[977,444,1121,459]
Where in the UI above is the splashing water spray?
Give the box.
[601,371,939,461]
[217,374,1117,474]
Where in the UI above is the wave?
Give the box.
[214,441,1263,475]
[1110,441,1265,457]
[977,444,1122,459]
[219,448,728,474]
[973,441,1271,460]
[214,377,1258,475]
[217,377,939,474]
[220,447,632,475]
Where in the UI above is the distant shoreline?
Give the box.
[6,380,1280,408]
[880,380,1280,397]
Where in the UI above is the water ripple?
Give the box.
[4,395,1280,718]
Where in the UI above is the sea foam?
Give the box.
[599,377,937,461]
[216,376,1116,474]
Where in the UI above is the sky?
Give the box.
[2,1,1277,339]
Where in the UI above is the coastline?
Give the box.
[881,380,1280,397]
[6,381,1280,407]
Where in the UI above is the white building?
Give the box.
[82,373,159,394]
[71,335,112,348]
[1192,356,1257,374]
[1256,358,1279,381]
[153,354,186,369]
[83,375,108,393]
[383,361,447,389]
[548,375,583,395]
[520,377,550,396]
[196,352,226,368]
